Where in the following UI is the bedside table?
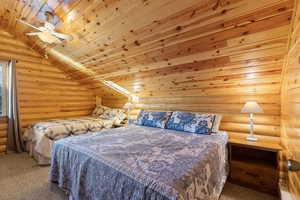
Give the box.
[228,138,282,196]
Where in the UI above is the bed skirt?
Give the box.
[26,140,51,165]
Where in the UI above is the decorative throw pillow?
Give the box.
[137,110,172,128]
[166,111,216,135]
[92,105,110,117]
[100,108,127,124]
[100,109,119,120]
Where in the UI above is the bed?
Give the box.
[50,124,228,200]
[24,105,127,165]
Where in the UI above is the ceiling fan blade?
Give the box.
[17,19,43,32]
[37,32,63,44]
[51,32,73,41]
[26,32,41,36]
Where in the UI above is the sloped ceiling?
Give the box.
[0,0,293,177]
[0,0,293,98]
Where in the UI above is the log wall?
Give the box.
[100,0,293,179]
[0,117,8,154]
[281,0,300,198]
[0,29,96,152]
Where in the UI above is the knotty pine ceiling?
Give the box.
[0,0,293,98]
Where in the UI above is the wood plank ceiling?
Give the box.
[0,0,292,94]
[0,0,294,177]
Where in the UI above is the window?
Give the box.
[0,61,8,116]
[102,80,139,102]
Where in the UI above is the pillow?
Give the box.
[113,109,127,125]
[212,114,222,133]
[100,109,119,120]
[136,110,145,125]
[92,105,111,117]
[166,111,217,135]
[100,108,127,124]
[137,110,172,128]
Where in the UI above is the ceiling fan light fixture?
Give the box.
[44,22,55,31]
[18,17,72,44]
[37,32,62,44]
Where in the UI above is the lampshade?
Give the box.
[123,102,133,109]
[241,101,263,114]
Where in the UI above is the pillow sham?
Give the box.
[92,105,111,117]
[137,110,172,128]
[100,109,119,120]
[92,105,127,124]
[136,110,145,125]
[100,108,127,125]
[166,111,217,135]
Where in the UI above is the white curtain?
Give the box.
[7,59,24,152]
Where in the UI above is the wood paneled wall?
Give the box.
[0,29,96,131]
[102,1,291,148]
[281,0,300,198]
[102,97,128,109]
[97,0,293,179]
[0,117,8,154]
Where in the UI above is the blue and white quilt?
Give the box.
[50,125,228,200]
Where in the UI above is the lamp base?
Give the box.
[246,135,258,142]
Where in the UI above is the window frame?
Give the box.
[0,61,8,116]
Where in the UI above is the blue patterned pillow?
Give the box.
[136,110,145,125]
[166,111,216,135]
[137,110,172,128]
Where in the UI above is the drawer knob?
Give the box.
[245,172,259,178]
[287,160,300,171]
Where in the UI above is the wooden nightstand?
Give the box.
[228,138,282,196]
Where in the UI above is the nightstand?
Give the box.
[228,138,282,196]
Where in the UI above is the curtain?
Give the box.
[7,59,24,152]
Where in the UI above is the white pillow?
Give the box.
[212,114,222,133]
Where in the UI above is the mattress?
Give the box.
[50,125,228,200]
[24,116,115,164]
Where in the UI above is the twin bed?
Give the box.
[26,108,228,200]
[24,105,127,165]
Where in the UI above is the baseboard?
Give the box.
[279,179,293,200]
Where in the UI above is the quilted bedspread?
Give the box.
[24,116,114,141]
[24,116,115,162]
[50,125,228,200]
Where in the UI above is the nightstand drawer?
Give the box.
[230,160,278,195]
[228,143,281,196]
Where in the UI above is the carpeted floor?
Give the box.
[0,153,279,200]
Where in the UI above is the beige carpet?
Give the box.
[0,153,279,200]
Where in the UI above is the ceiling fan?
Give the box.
[17,12,73,44]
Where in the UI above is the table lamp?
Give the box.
[241,101,263,141]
